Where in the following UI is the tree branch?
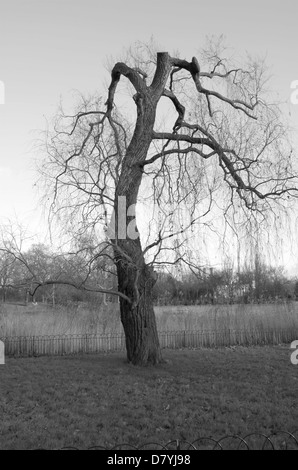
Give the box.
[30,280,132,303]
[170,56,258,119]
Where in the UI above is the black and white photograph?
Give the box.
[1,0,298,453]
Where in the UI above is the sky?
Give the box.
[0,0,298,272]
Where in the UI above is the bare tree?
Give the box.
[0,224,123,305]
[0,251,16,302]
[38,41,298,365]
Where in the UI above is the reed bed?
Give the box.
[0,302,120,337]
[1,301,298,357]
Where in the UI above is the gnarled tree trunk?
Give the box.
[117,249,161,365]
[109,53,172,365]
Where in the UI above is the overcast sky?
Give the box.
[0,0,298,271]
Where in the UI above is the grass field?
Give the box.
[1,301,298,449]
[1,346,298,450]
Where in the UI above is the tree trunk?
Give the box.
[117,254,162,365]
[110,53,172,365]
[114,222,162,364]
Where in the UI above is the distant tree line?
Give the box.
[0,242,296,307]
[152,264,297,306]
[0,242,118,306]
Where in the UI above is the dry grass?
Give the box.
[1,302,298,356]
[0,302,120,337]
[154,303,298,333]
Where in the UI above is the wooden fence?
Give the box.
[1,327,297,357]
